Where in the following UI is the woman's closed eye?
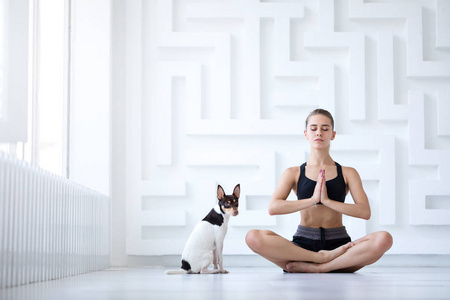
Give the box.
[310,127,329,132]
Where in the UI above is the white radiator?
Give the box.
[0,151,110,288]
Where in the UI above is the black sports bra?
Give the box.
[297,162,347,203]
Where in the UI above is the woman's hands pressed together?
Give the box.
[311,170,322,207]
[311,169,331,207]
[320,169,330,206]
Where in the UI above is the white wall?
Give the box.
[111,0,450,265]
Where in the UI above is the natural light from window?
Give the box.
[0,0,5,120]
[34,0,65,176]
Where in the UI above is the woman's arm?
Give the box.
[321,167,371,220]
[268,167,320,216]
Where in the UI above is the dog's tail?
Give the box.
[165,269,189,275]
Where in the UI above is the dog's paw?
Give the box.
[220,269,229,274]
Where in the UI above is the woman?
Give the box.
[245,109,393,273]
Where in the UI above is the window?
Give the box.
[0,0,29,144]
[32,0,66,175]
[0,0,110,194]
[0,0,66,176]
[0,0,4,120]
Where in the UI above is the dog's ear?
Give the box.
[217,185,225,201]
[233,184,240,198]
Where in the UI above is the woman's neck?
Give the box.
[307,149,334,166]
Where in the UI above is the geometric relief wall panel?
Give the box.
[409,91,450,225]
[125,0,450,255]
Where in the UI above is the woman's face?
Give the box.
[304,114,336,149]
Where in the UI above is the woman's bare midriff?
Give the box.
[299,206,343,228]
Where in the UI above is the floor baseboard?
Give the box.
[112,254,450,268]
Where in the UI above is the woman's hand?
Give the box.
[320,169,330,206]
[311,169,324,206]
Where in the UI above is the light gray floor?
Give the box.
[2,266,450,300]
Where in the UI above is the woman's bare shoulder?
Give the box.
[341,165,362,182]
[342,165,357,173]
[284,166,301,177]
[279,166,301,184]
[276,166,301,194]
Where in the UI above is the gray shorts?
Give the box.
[292,225,351,252]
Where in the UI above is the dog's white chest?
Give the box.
[184,214,229,253]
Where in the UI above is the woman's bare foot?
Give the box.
[316,242,353,263]
[285,261,319,273]
[285,242,353,273]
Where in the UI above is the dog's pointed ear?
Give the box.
[217,185,225,201]
[233,184,240,198]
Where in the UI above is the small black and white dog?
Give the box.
[166,184,240,274]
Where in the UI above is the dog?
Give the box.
[165,184,240,275]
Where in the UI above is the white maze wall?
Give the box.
[124,0,450,256]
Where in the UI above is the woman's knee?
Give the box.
[374,231,393,253]
[245,229,269,252]
[245,230,261,250]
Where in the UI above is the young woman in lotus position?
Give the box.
[245,109,393,273]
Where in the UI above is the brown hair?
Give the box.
[305,109,335,130]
